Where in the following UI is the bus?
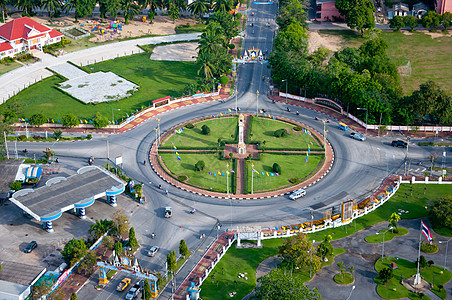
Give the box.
[338,122,349,131]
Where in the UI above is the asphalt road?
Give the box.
[7,3,452,299]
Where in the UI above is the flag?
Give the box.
[272,116,275,120]
[228,109,232,112]
[175,152,179,156]
[171,142,174,145]
[270,173,274,176]
[308,146,311,154]
[230,169,235,173]
[252,169,258,173]
[213,172,216,176]
[305,155,308,163]
[221,172,225,176]
[275,172,279,176]
[177,156,181,161]
[209,172,212,176]
[421,221,433,245]
[261,171,265,175]
[266,172,269,176]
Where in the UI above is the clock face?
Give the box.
[250,51,257,58]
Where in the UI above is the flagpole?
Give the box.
[415,220,423,285]
[251,163,254,194]
[226,163,229,196]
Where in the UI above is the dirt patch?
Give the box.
[150,42,198,61]
[5,14,197,42]
[423,31,452,39]
[308,31,344,54]
[401,30,414,35]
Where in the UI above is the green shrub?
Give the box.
[274,128,288,137]
[420,242,438,253]
[293,126,303,131]
[185,123,195,129]
[18,135,27,141]
[201,124,210,135]
[10,181,22,191]
[87,134,92,140]
[289,177,300,184]
[272,163,281,174]
[53,130,63,139]
[195,160,205,171]
[177,175,188,181]
[236,13,242,19]
[228,43,235,50]
[30,113,46,126]
[220,75,229,85]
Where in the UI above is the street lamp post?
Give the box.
[226,163,229,196]
[438,238,452,270]
[212,77,216,93]
[256,90,259,117]
[357,108,368,136]
[235,87,238,115]
[346,286,356,300]
[112,108,120,134]
[282,79,288,103]
[251,162,254,194]
[309,239,315,278]
[376,227,393,261]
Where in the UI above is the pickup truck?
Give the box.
[125,283,141,299]
[116,278,131,292]
[164,206,172,218]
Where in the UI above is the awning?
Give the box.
[25,166,43,179]
[152,96,171,104]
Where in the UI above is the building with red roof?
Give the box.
[0,17,63,58]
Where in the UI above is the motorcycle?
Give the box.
[287,107,291,112]
[88,156,94,165]
[272,100,275,104]
[296,111,299,115]
[315,117,319,120]
[326,119,330,123]
[190,208,196,214]
[151,233,156,239]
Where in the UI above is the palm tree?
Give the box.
[40,0,62,17]
[196,51,214,79]
[121,0,140,24]
[15,0,39,16]
[188,0,208,19]
[139,0,160,22]
[89,219,113,240]
[0,0,9,22]
[197,23,225,54]
[212,0,232,13]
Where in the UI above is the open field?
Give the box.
[159,153,233,193]
[0,54,199,121]
[246,154,323,192]
[250,117,323,150]
[162,117,238,149]
[315,30,452,95]
[365,227,409,243]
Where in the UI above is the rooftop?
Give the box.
[0,260,46,286]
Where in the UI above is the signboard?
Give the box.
[237,225,262,232]
[341,200,354,222]
[115,156,123,165]
[57,269,70,286]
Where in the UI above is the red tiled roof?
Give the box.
[0,17,52,41]
[48,29,63,38]
[0,42,13,52]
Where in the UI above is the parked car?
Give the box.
[116,278,131,292]
[147,246,160,257]
[289,189,306,200]
[164,206,172,218]
[24,241,37,253]
[125,283,141,300]
[350,132,366,141]
[391,140,407,148]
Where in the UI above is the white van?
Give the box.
[289,189,306,200]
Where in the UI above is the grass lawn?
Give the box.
[175,23,207,34]
[162,117,238,149]
[333,272,354,284]
[365,227,409,243]
[200,238,344,300]
[250,117,323,150]
[375,257,452,299]
[159,153,233,193]
[246,153,323,192]
[308,184,452,242]
[316,30,452,95]
[1,54,200,120]
[0,61,22,75]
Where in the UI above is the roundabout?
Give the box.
[149,113,334,199]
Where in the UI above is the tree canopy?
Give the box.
[335,0,375,33]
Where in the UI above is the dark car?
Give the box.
[24,241,37,253]
[391,140,407,148]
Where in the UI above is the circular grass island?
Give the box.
[152,113,332,198]
[333,273,354,285]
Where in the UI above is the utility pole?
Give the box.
[226,163,229,196]
[251,162,254,194]
[404,137,409,176]
[106,137,110,162]
[256,90,259,117]
[235,87,238,115]
[3,131,9,159]
[282,79,288,104]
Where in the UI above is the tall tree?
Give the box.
[403,15,418,31]
[15,0,40,15]
[61,238,87,266]
[442,12,452,29]
[139,0,161,22]
[143,279,152,300]
[196,51,215,79]
[166,250,177,273]
[410,81,452,124]
[214,11,240,43]
[121,0,140,24]
[64,0,96,21]
[255,268,321,300]
[388,212,401,233]
[41,0,62,17]
[89,219,113,239]
[212,0,232,13]
[188,0,209,19]
[276,0,308,30]
[179,240,189,258]
[98,0,121,18]
[128,227,139,248]
[335,0,375,34]
[389,15,404,31]
[112,210,130,238]
[0,0,9,22]
[422,10,441,29]
[278,233,321,272]
[198,22,225,54]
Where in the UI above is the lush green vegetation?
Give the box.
[246,154,323,193]
[1,55,200,120]
[159,153,233,193]
[375,257,452,299]
[175,23,207,34]
[365,227,409,243]
[200,238,343,300]
[250,117,322,150]
[162,117,237,149]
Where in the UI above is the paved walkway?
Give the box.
[47,62,88,80]
[0,33,200,104]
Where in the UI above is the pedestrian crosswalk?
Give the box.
[247,17,275,23]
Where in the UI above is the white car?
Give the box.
[289,189,306,200]
[350,132,366,141]
[147,246,160,257]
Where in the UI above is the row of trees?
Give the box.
[270,0,452,125]
[389,11,452,31]
[1,0,240,23]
